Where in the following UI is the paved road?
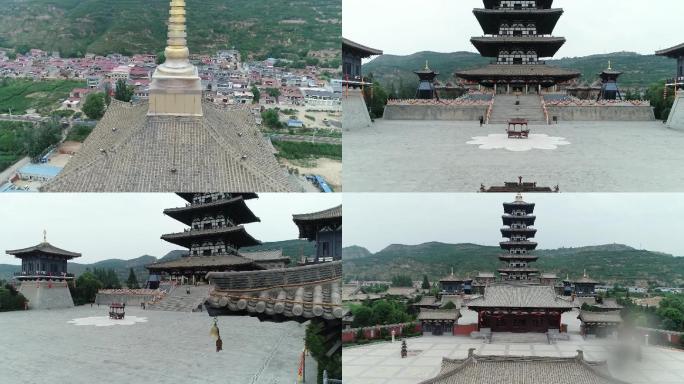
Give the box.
[270,134,341,145]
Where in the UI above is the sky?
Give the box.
[343,193,684,256]
[0,193,341,265]
[342,0,684,58]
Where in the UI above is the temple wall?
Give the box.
[667,93,684,130]
[95,293,156,306]
[342,90,372,129]
[547,105,655,121]
[19,280,74,310]
[383,105,488,121]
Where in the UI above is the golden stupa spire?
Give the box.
[148,0,203,116]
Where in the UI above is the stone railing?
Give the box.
[545,99,651,107]
[387,99,491,106]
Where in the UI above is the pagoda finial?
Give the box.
[43,229,47,243]
[583,269,587,278]
[607,60,612,71]
[451,267,454,276]
[515,193,523,202]
[425,60,430,71]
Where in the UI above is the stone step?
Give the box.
[147,285,211,312]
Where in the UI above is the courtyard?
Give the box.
[343,120,684,192]
[342,309,684,384]
[0,306,314,383]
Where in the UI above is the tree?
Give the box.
[126,268,140,289]
[391,275,413,287]
[421,275,430,289]
[103,82,112,106]
[156,51,166,65]
[266,87,281,103]
[82,93,106,120]
[114,79,133,102]
[305,320,341,382]
[70,272,102,305]
[442,301,457,310]
[251,85,261,103]
[363,80,389,119]
[261,109,282,129]
[352,306,373,328]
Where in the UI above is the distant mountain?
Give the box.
[341,245,372,260]
[364,51,673,91]
[0,239,313,283]
[343,243,684,286]
[0,0,341,62]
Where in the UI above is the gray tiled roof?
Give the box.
[419,353,628,384]
[292,205,342,221]
[6,242,81,259]
[457,64,581,78]
[467,283,574,309]
[42,101,295,192]
[578,311,623,324]
[415,296,439,306]
[240,249,288,262]
[205,261,344,322]
[146,254,256,271]
[418,309,461,321]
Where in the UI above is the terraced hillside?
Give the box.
[0,0,341,64]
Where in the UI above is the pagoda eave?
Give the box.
[499,241,538,250]
[457,65,580,83]
[473,8,563,35]
[498,254,538,261]
[470,36,566,58]
[483,0,553,9]
[161,226,261,249]
[503,202,535,214]
[501,215,536,226]
[164,196,260,226]
[501,228,537,237]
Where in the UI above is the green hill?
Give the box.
[343,243,684,286]
[341,245,372,260]
[0,239,313,283]
[364,51,674,92]
[0,0,341,62]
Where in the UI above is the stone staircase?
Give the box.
[488,95,547,124]
[490,332,550,344]
[147,284,211,312]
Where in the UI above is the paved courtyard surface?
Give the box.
[343,310,684,384]
[343,120,684,192]
[0,306,313,384]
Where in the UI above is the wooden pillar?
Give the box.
[494,83,497,94]
[507,83,510,94]
[526,84,529,94]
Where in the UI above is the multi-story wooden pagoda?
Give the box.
[598,61,623,100]
[146,193,264,283]
[456,0,580,93]
[415,61,439,99]
[498,193,539,281]
[5,231,80,309]
[293,205,342,264]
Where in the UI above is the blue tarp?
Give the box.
[313,175,333,193]
[18,164,63,178]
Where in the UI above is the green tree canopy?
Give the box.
[82,93,106,120]
[126,268,140,289]
[251,85,261,104]
[391,275,413,287]
[261,109,282,129]
[70,272,103,305]
[421,275,430,290]
[114,79,134,102]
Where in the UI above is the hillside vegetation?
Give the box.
[364,51,675,93]
[0,0,341,62]
[343,243,684,286]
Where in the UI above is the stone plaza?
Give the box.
[342,309,684,384]
[0,306,314,383]
[343,120,684,192]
